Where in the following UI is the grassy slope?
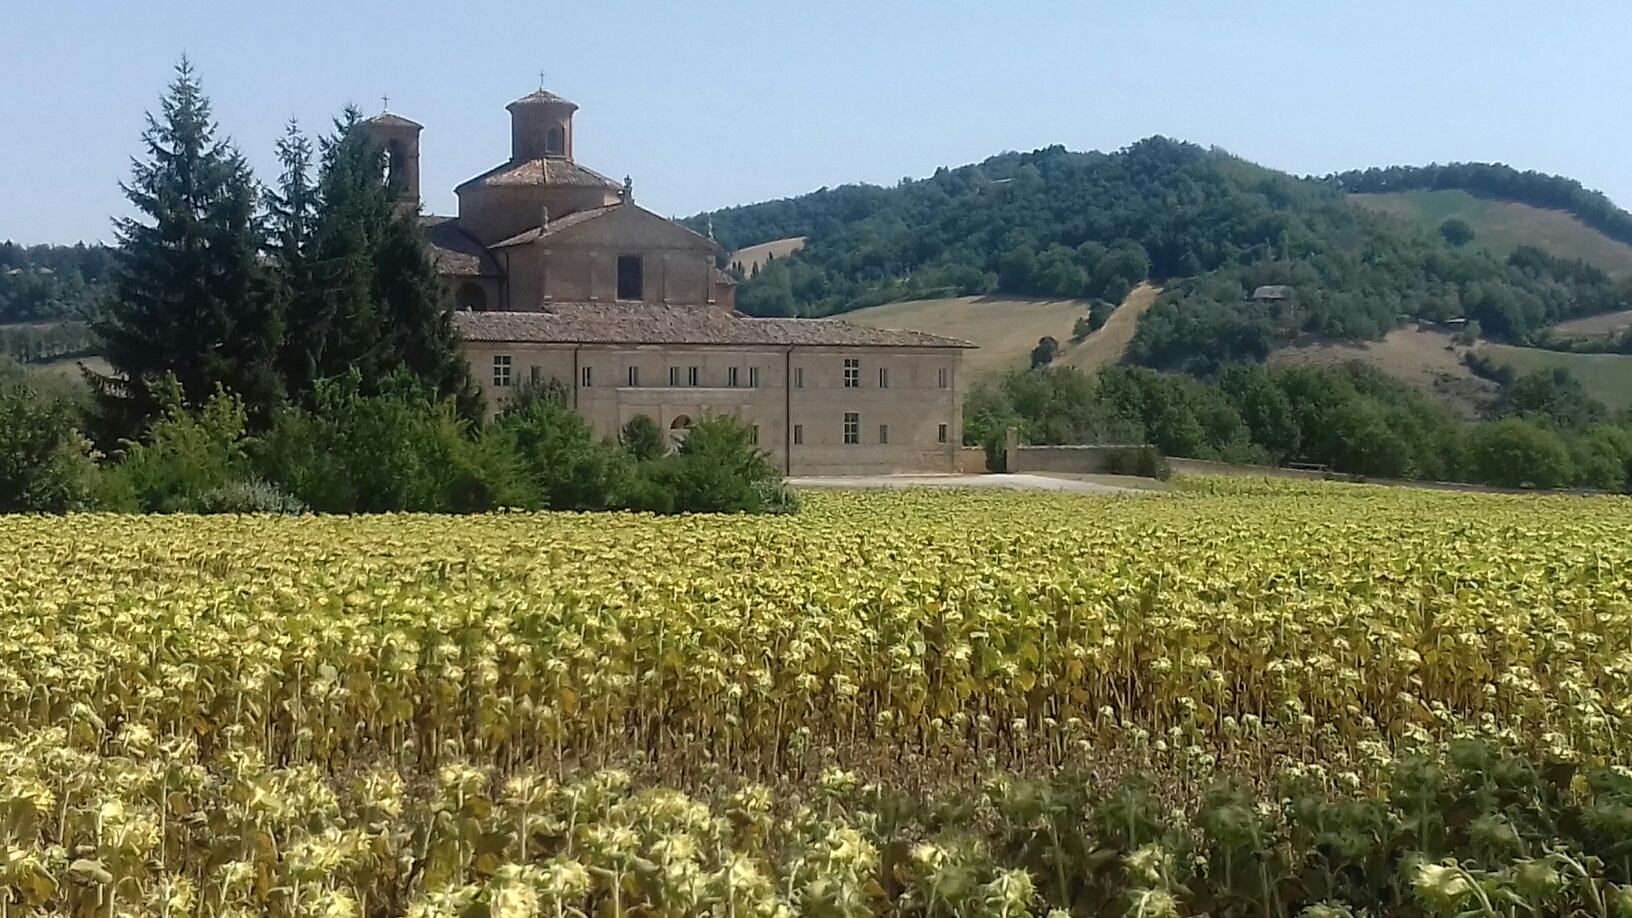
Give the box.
[1552,309,1632,339]
[1271,327,1500,419]
[842,283,1159,378]
[1477,344,1632,410]
[1350,190,1632,276]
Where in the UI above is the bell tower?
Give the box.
[508,89,577,161]
[361,109,424,211]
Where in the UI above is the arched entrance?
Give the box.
[669,414,693,451]
[455,282,488,312]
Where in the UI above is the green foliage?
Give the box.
[1504,367,1606,430]
[491,380,625,511]
[659,414,790,514]
[0,321,98,365]
[871,741,1632,918]
[0,378,98,512]
[275,111,480,418]
[256,374,531,513]
[968,361,1632,491]
[620,413,667,462]
[705,142,1632,369]
[108,378,254,512]
[94,59,284,432]
[0,241,114,324]
[1439,217,1476,246]
[1466,418,1574,489]
[1029,335,1059,368]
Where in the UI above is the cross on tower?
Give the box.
[538,71,546,90]
[381,93,390,112]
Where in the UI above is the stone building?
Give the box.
[362,91,973,476]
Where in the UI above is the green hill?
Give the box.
[1351,189,1632,275]
[701,141,1632,376]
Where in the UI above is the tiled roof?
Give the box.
[491,205,623,248]
[510,89,577,109]
[420,216,501,277]
[454,305,975,349]
[365,111,423,129]
[457,157,623,192]
[712,267,738,287]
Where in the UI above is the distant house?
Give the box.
[1250,285,1293,302]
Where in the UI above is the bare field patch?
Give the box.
[1272,326,1500,417]
[727,236,806,275]
[1057,282,1160,373]
[844,295,1091,376]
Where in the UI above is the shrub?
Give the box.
[255,373,535,513]
[659,415,783,514]
[109,379,254,512]
[492,380,626,511]
[1467,417,1573,489]
[621,414,667,462]
[191,479,308,514]
[1100,445,1172,480]
[0,378,100,512]
[1029,335,1060,368]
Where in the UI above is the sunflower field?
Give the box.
[2,483,1632,916]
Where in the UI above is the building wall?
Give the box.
[461,341,965,475]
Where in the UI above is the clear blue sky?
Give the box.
[4,0,1629,244]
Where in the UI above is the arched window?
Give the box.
[385,140,407,189]
[668,414,693,450]
[455,282,488,312]
[545,124,565,157]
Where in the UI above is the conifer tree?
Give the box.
[281,108,478,415]
[266,121,322,400]
[93,59,283,435]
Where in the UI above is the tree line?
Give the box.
[0,60,789,516]
[0,242,113,325]
[1333,162,1632,248]
[966,361,1632,492]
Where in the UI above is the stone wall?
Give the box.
[959,447,989,474]
[1001,428,1161,476]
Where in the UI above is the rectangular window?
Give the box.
[748,366,760,387]
[843,412,860,445]
[938,423,949,444]
[794,366,805,388]
[688,366,699,387]
[728,367,740,387]
[492,355,512,388]
[581,365,593,388]
[627,366,640,387]
[938,367,950,389]
[750,425,760,445]
[878,367,889,389]
[843,358,859,388]
[669,366,680,387]
[530,366,542,384]
[616,255,644,301]
[879,424,889,444]
[793,424,804,446]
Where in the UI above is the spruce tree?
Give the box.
[266,121,324,401]
[286,108,477,415]
[93,59,283,435]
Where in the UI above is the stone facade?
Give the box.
[367,91,973,475]
[461,338,964,476]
